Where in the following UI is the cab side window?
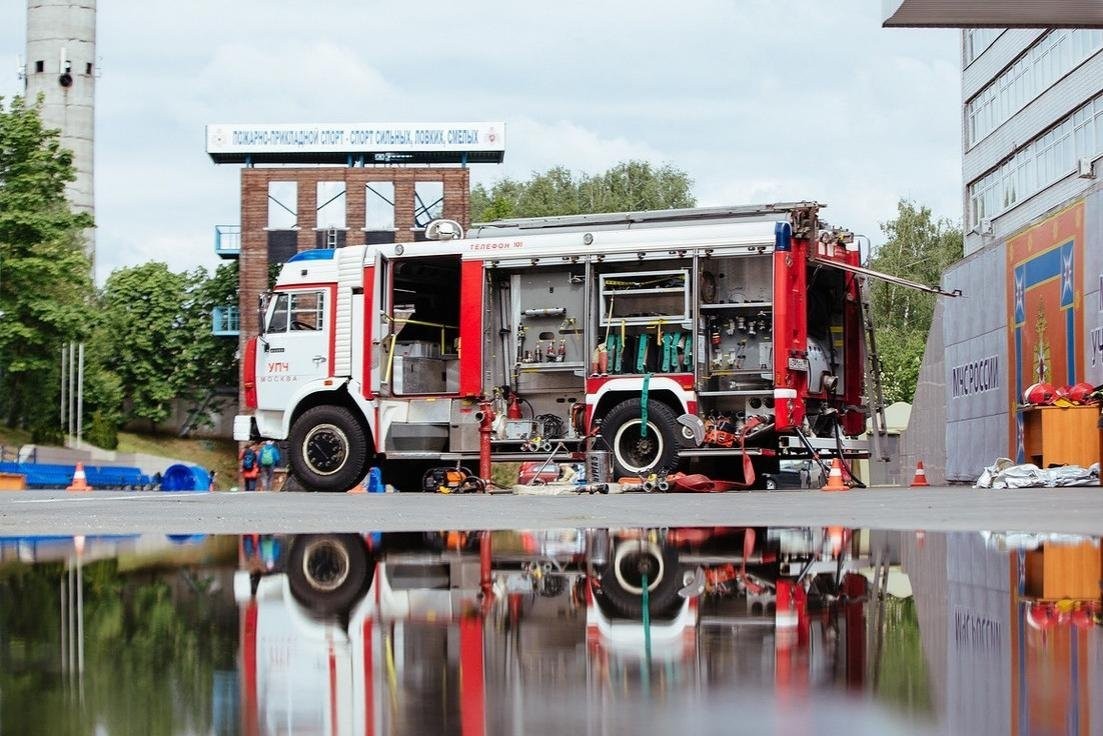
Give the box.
[266,291,325,333]
[267,293,289,333]
[290,292,324,331]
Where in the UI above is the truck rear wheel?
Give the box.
[599,398,680,478]
[289,405,370,492]
[596,539,684,619]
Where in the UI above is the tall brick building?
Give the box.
[207,121,504,347]
[236,167,471,339]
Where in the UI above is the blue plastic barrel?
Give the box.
[161,464,211,492]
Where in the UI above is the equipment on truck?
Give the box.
[235,203,957,491]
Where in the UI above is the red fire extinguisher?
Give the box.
[507,392,523,419]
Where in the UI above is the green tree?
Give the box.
[869,200,962,402]
[471,160,695,221]
[175,262,240,431]
[91,262,239,438]
[98,262,191,430]
[0,96,94,439]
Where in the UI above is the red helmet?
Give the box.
[1023,382,1058,405]
[1068,381,1097,404]
[1026,602,1058,630]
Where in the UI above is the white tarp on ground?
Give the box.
[974,458,1100,488]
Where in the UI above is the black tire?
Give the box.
[596,539,684,619]
[288,405,370,492]
[287,534,372,616]
[598,398,681,478]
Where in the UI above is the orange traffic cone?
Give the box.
[66,462,93,492]
[910,460,930,487]
[821,459,848,492]
[346,478,366,494]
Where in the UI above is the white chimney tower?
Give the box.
[24,0,96,263]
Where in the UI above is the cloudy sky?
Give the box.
[1,1,961,283]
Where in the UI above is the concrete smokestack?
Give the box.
[24,0,96,263]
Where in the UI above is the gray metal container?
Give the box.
[586,451,611,483]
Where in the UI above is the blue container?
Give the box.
[367,466,384,493]
[161,464,211,492]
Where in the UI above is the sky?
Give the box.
[1,1,962,284]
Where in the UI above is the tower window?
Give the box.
[85,62,93,75]
[35,60,44,73]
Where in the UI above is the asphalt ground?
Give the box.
[1,485,1101,535]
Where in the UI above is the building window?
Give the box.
[967,91,1103,228]
[966,30,1103,147]
[267,181,298,229]
[413,181,444,228]
[964,28,1003,66]
[366,182,395,230]
[316,181,346,229]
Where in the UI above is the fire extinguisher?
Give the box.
[507,392,523,420]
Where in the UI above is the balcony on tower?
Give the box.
[214,225,241,258]
[212,305,240,336]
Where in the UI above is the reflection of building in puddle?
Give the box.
[903,531,1102,735]
[237,528,927,735]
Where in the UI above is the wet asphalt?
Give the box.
[0,485,1100,535]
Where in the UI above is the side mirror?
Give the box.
[257,293,270,348]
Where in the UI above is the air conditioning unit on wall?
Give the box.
[978,218,993,235]
[1078,157,1095,179]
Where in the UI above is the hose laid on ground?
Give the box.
[834,417,867,489]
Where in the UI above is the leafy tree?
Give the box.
[91,262,239,438]
[98,262,191,430]
[174,262,240,431]
[182,261,239,393]
[869,200,962,402]
[471,160,695,221]
[0,96,94,440]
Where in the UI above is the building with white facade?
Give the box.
[907,28,1103,482]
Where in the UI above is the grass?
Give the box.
[116,431,240,488]
[0,425,240,491]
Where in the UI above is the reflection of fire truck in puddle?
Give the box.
[236,527,874,734]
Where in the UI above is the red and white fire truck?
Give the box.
[235,203,947,492]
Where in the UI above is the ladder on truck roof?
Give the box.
[468,202,823,236]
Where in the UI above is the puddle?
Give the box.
[1,528,1100,734]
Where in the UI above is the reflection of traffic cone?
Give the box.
[910,460,930,487]
[821,459,848,491]
[66,462,93,492]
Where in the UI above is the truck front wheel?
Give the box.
[287,534,372,616]
[289,405,370,492]
[599,398,680,478]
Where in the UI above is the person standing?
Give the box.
[259,439,281,492]
[240,443,260,492]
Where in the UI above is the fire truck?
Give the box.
[235,202,950,492]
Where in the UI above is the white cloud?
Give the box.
[0,1,964,285]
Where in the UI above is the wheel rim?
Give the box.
[612,541,665,595]
[301,539,350,592]
[612,419,664,474]
[303,423,349,476]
